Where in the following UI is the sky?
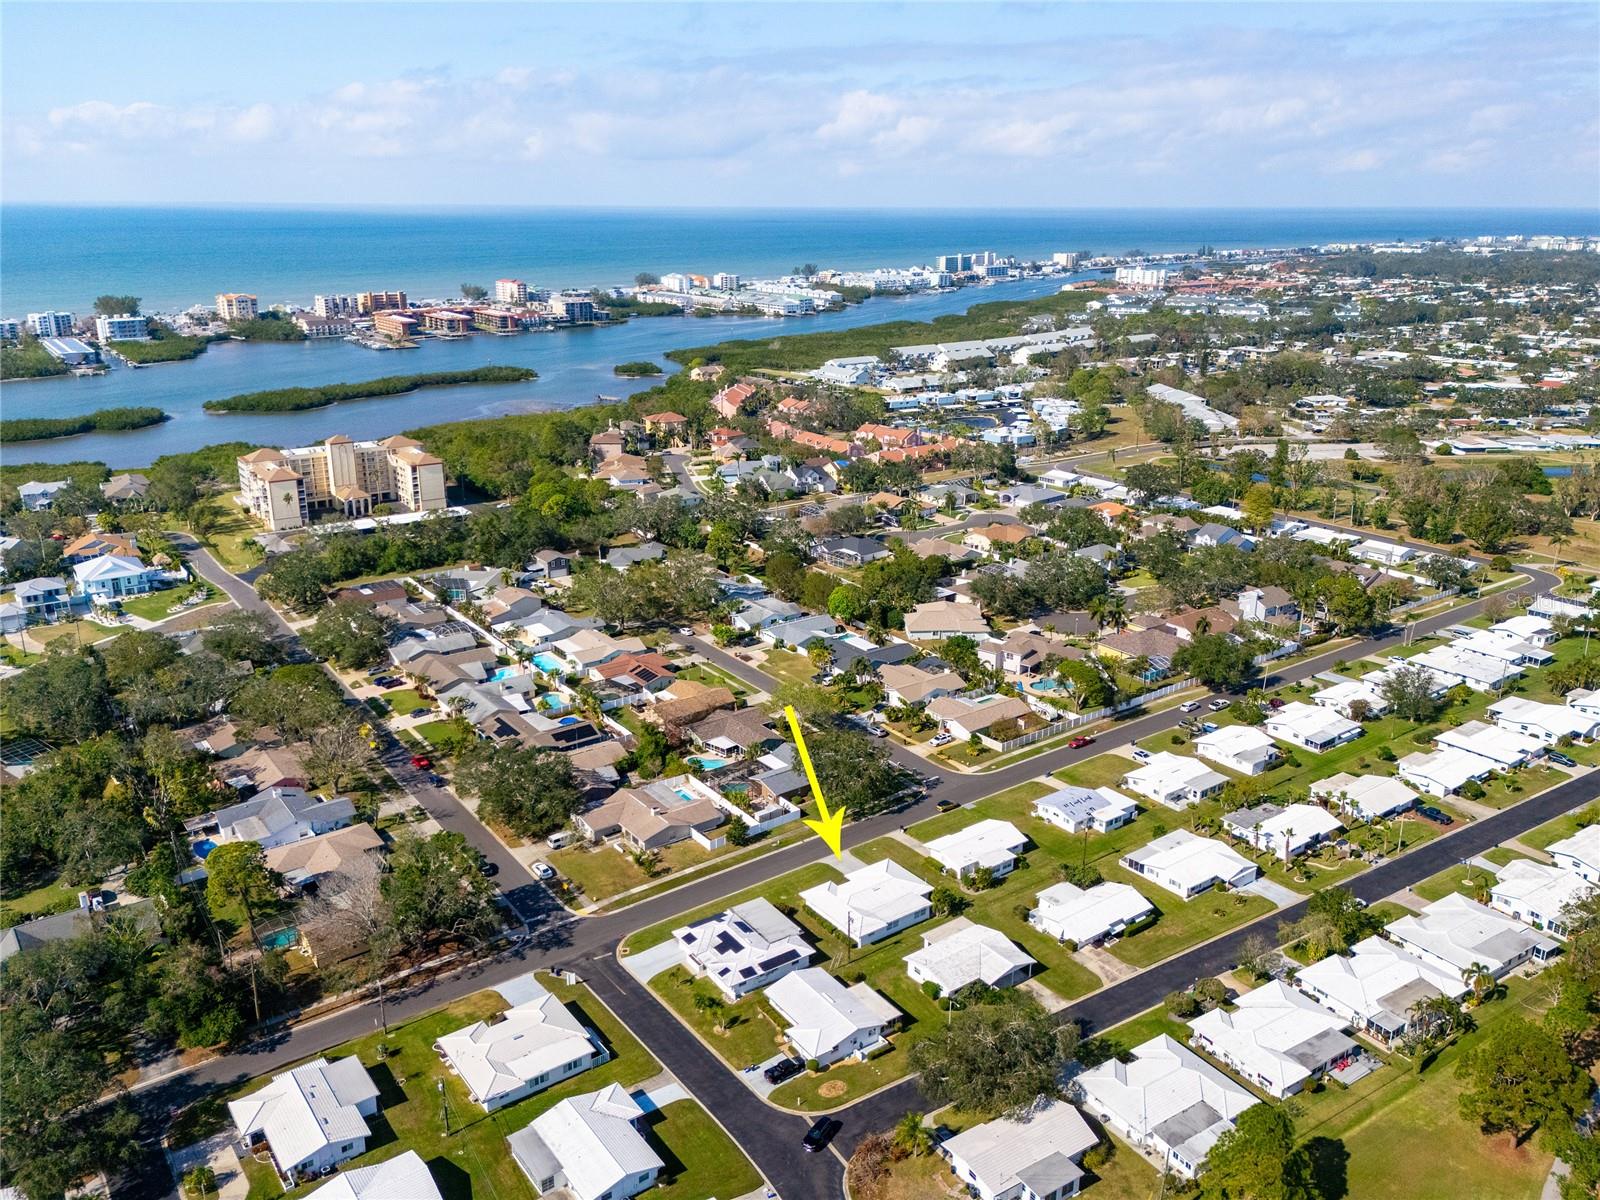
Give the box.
[3,2,1597,209]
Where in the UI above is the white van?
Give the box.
[546,830,578,851]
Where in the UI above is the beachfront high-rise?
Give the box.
[237,435,447,532]
[216,293,259,321]
[495,278,528,304]
[27,311,75,337]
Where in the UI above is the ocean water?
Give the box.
[3,205,1596,467]
[5,205,1596,316]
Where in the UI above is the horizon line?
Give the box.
[4,201,1598,215]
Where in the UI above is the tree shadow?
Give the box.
[639,1107,689,1186]
[1304,1135,1350,1200]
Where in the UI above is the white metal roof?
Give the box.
[800,860,932,940]
[924,819,1029,874]
[1188,981,1356,1096]
[765,968,896,1059]
[227,1056,378,1171]
[1031,881,1154,945]
[904,919,1034,992]
[1386,893,1547,974]
[943,1099,1096,1197]
[1295,935,1466,1025]
[520,1084,663,1200]
[434,981,601,1106]
[315,1151,442,1200]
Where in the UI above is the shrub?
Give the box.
[806,1058,821,1073]
[1461,779,1486,800]
[921,980,942,1000]
[1377,745,1396,761]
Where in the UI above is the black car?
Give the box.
[763,1056,803,1085]
[480,859,500,877]
[1548,751,1577,768]
[1417,805,1454,826]
[802,1117,840,1153]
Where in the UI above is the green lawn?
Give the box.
[1412,847,1530,903]
[675,662,752,700]
[0,876,79,927]
[650,965,791,1068]
[906,780,1054,841]
[1097,861,1275,967]
[759,649,820,689]
[1052,751,1137,791]
[375,687,429,717]
[1293,973,1561,1200]
[223,973,761,1200]
[550,838,730,904]
[1475,765,1567,810]
[118,581,221,622]
[1519,803,1599,852]
[197,500,266,574]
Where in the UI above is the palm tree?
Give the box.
[892,1111,936,1157]
[694,992,729,1034]
[1089,592,1127,635]
[1462,962,1496,1005]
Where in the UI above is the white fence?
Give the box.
[981,678,1194,753]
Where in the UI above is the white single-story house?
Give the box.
[1397,747,1495,797]
[1030,880,1155,947]
[1386,893,1559,980]
[1032,785,1138,835]
[1487,696,1600,744]
[1123,752,1227,810]
[1406,644,1521,692]
[1074,1035,1258,1179]
[1489,860,1593,938]
[1548,826,1600,884]
[941,1098,1099,1200]
[1453,628,1554,668]
[1195,725,1281,776]
[1311,679,1390,720]
[924,818,1029,879]
[1264,702,1362,752]
[507,1084,663,1200]
[1187,980,1358,1099]
[1569,688,1600,722]
[434,978,609,1110]
[904,918,1035,994]
[1309,773,1420,822]
[228,1057,380,1185]
[1489,615,1557,647]
[315,1152,443,1200]
[800,859,934,946]
[1120,829,1258,899]
[1435,720,1543,770]
[672,897,813,999]
[765,967,899,1066]
[1293,935,1467,1044]
[1222,803,1343,859]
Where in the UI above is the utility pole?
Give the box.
[438,1079,452,1135]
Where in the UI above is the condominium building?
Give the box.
[420,309,471,335]
[494,278,528,304]
[313,294,361,318]
[1114,266,1172,288]
[237,435,447,531]
[216,293,259,321]
[27,311,75,337]
[358,290,408,313]
[294,313,355,338]
[711,272,740,290]
[94,314,149,342]
[372,311,418,342]
[549,293,597,322]
[472,308,521,334]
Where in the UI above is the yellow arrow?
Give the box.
[784,704,845,858]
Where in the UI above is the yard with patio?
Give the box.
[117,580,220,622]
[201,973,759,1200]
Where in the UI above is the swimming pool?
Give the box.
[261,927,299,951]
[193,838,217,859]
[539,692,570,710]
[1029,679,1061,692]
[488,666,520,682]
[532,652,564,672]
[688,755,730,771]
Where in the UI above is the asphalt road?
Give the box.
[146,539,1578,1196]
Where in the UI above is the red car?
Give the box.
[1068,735,1095,749]
[410,755,432,770]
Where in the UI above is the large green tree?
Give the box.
[302,600,393,668]
[382,831,500,945]
[0,645,116,741]
[1457,1017,1591,1144]
[454,743,584,837]
[1172,631,1258,690]
[908,1000,1078,1116]
[1201,1104,1319,1200]
[204,841,280,943]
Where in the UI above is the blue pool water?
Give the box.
[539,692,569,709]
[488,666,520,682]
[532,652,564,672]
[688,755,730,770]
[261,927,299,950]
[193,838,217,858]
[558,716,579,726]
[1029,679,1061,692]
